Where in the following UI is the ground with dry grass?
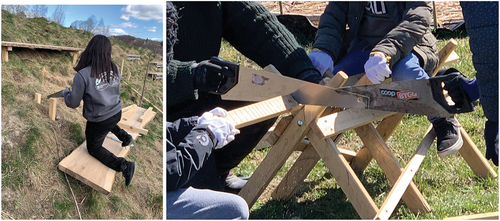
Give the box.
[1,10,163,219]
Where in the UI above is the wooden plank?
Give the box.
[272,144,320,200]
[375,126,434,220]
[227,95,300,129]
[58,107,149,194]
[49,98,57,121]
[2,46,8,62]
[309,125,379,219]
[35,93,41,104]
[121,104,137,113]
[432,39,458,76]
[355,124,431,214]
[266,115,294,145]
[117,121,148,135]
[316,109,396,138]
[139,107,153,123]
[350,113,405,174]
[444,211,499,220]
[459,127,498,178]
[1,41,83,52]
[140,111,157,128]
[72,52,80,65]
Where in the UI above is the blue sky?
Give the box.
[42,4,163,41]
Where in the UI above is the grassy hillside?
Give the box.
[1,10,163,219]
[219,36,498,219]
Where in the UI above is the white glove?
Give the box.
[364,52,392,84]
[308,50,334,76]
[197,107,240,149]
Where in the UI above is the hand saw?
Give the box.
[221,66,474,117]
[47,90,64,98]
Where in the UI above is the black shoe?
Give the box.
[122,134,134,147]
[123,161,136,186]
[433,117,463,157]
[224,171,247,194]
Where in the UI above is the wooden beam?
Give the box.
[35,93,41,104]
[227,95,300,129]
[309,126,379,219]
[350,113,405,174]
[375,126,434,220]
[444,211,499,220]
[117,122,148,135]
[72,52,80,65]
[316,109,396,138]
[2,46,8,62]
[432,39,458,76]
[355,124,431,214]
[459,126,498,178]
[140,111,157,128]
[49,98,57,121]
[139,107,153,123]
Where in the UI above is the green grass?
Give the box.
[220,36,498,219]
[66,121,85,145]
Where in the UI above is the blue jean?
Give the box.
[333,40,429,81]
[167,187,249,219]
[333,40,439,122]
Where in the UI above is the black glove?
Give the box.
[191,60,228,93]
[443,73,479,108]
[298,69,323,84]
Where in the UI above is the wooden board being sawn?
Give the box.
[58,105,156,195]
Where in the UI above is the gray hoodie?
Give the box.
[64,66,122,122]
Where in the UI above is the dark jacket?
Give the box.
[64,66,122,122]
[167,1,319,107]
[167,117,218,191]
[313,1,438,74]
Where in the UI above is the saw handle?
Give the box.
[209,56,239,95]
[429,73,474,114]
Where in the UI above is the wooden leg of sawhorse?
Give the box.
[376,126,435,219]
[350,113,405,174]
[355,124,431,214]
[308,125,380,219]
[459,127,498,178]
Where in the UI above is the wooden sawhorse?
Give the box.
[233,40,497,219]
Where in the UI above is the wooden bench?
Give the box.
[148,72,163,80]
[58,105,156,195]
[151,61,163,68]
[127,55,140,60]
[1,41,83,65]
[231,39,497,219]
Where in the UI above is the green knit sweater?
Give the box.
[167,1,317,107]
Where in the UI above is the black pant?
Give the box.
[169,93,276,190]
[86,111,129,172]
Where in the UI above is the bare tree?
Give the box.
[50,5,66,25]
[31,5,48,18]
[2,5,29,17]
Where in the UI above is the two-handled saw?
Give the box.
[221,66,474,118]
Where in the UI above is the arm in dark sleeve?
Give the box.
[64,72,85,108]
[167,60,198,107]
[312,2,349,61]
[221,1,318,79]
[373,1,433,67]
[166,117,216,191]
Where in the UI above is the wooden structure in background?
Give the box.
[58,105,156,195]
[1,41,83,64]
[147,72,163,80]
[126,55,140,60]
